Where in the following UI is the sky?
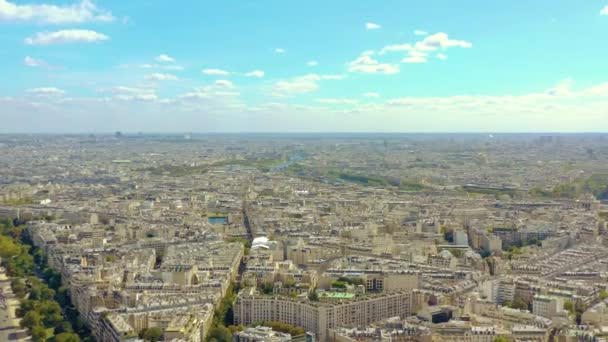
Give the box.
[1,0,608,133]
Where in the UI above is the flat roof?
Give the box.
[321,292,355,299]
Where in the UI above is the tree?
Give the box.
[21,311,42,329]
[494,337,509,342]
[55,320,74,334]
[308,290,319,301]
[10,278,27,298]
[143,327,163,342]
[55,332,81,342]
[0,235,22,258]
[208,325,232,342]
[331,281,346,289]
[227,325,245,334]
[511,298,528,311]
[600,290,608,300]
[260,282,274,294]
[39,301,63,327]
[56,286,71,307]
[31,325,48,342]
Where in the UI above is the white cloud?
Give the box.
[316,98,358,105]
[273,74,320,96]
[378,32,471,64]
[27,87,65,95]
[272,74,345,97]
[145,73,178,81]
[275,48,285,53]
[244,70,264,78]
[414,30,428,36]
[202,69,264,78]
[178,85,240,101]
[25,29,108,45]
[601,6,608,15]
[402,50,428,63]
[202,68,230,76]
[4,79,608,133]
[215,80,235,88]
[415,32,472,51]
[307,60,318,66]
[155,54,175,63]
[545,78,573,96]
[348,55,399,74]
[437,53,448,60]
[24,56,47,67]
[0,0,114,24]
[110,86,157,101]
[364,92,381,98]
[366,22,381,30]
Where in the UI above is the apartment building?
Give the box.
[532,295,561,319]
[234,288,414,342]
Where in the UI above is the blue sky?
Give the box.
[1,0,608,132]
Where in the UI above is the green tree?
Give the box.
[208,325,232,342]
[599,290,608,300]
[39,300,63,327]
[143,327,163,342]
[55,320,74,334]
[31,325,48,342]
[0,235,22,258]
[260,282,274,294]
[511,298,528,310]
[494,337,509,342]
[56,286,71,307]
[227,325,245,334]
[55,332,81,342]
[331,281,346,289]
[20,311,43,329]
[564,300,575,314]
[10,278,27,298]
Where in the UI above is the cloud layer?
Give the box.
[0,0,113,24]
[25,29,109,45]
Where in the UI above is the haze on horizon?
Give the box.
[1,0,608,133]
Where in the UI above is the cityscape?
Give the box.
[0,133,608,342]
[2,0,608,341]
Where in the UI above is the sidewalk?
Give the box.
[0,271,31,341]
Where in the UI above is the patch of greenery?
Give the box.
[438,248,464,258]
[1,197,35,206]
[532,173,608,200]
[331,281,347,289]
[205,282,240,342]
[139,327,162,341]
[253,321,305,337]
[140,164,209,177]
[211,158,286,172]
[327,171,390,187]
[0,218,93,341]
[285,163,305,173]
[502,298,528,311]
[337,276,364,286]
